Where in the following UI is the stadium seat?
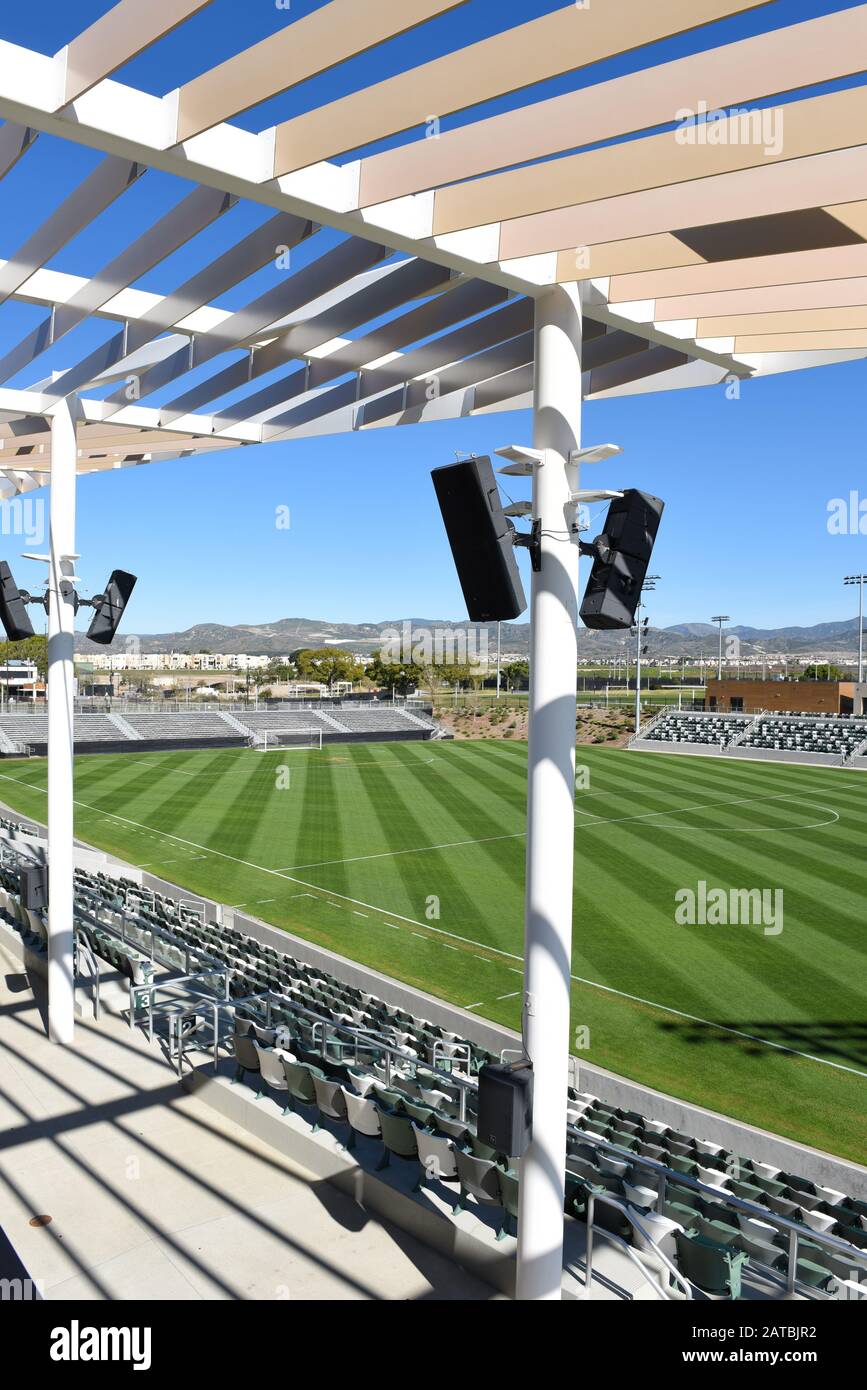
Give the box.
[342,1087,382,1150]
[376,1109,419,1172]
[254,1043,292,1109]
[675,1230,748,1299]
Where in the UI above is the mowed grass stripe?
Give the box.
[0,742,864,1161]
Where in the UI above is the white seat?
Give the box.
[801,1209,837,1234]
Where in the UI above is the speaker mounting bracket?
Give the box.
[513,519,542,572]
[569,443,623,466]
[495,444,544,476]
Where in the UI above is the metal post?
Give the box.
[634,598,643,736]
[496,621,501,698]
[516,285,582,1301]
[47,398,78,1046]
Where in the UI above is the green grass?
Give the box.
[0,741,864,1162]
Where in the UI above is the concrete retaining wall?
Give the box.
[631,739,860,771]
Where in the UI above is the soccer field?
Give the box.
[0,741,864,1162]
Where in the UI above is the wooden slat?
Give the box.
[608,243,867,305]
[434,85,867,237]
[656,275,867,323]
[273,0,772,177]
[735,329,867,350]
[359,5,867,208]
[499,146,867,263]
[63,0,214,105]
[699,306,867,336]
[554,235,705,283]
[176,0,467,144]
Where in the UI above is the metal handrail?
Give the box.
[582,1189,693,1301]
[73,935,101,1021]
[568,1123,867,1296]
[167,988,476,1120]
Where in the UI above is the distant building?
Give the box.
[707,678,866,716]
[0,659,42,703]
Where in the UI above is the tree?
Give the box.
[366,655,422,695]
[266,658,297,683]
[0,634,48,679]
[800,663,845,682]
[294,647,364,689]
[503,660,529,691]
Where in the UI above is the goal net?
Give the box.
[251,728,324,752]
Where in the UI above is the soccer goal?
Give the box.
[251,728,324,752]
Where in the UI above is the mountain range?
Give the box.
[74,615,866,661]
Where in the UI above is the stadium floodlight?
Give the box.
[844,575,867,685]
[712,615,731,681]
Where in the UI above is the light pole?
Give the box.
[635,577,659,734]
[712,615,730,681]
[844,575,866,685]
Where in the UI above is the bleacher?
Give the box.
[739,713,867,760]
[2,825,863,1301]
[638,710,867,767]
[642,712,752,748]
[0,704,438,756]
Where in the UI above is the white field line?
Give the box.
[0,772,860,1080]
[278,790,838,872]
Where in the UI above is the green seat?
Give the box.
[675,1230,748,1299]
[497,1168,519,1241]
[698,1215,740,1246]
[281,1058,317,1108]
[377,1109,419,1170]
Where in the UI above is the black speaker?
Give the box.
[86,569,137,645]
[580,489,664,630]
[0,561,35,642]
[431,457,527,622]
[21,864,48,912]
[477,1062,534,1157]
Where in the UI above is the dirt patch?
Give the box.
[435,702,634,747]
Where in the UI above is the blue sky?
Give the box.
[2,0,866,635]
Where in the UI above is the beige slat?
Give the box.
[698,305,867,336]
[734,329,867,351]
[435,84,867,236]
[830,200,867,239]
[499,146,867,262]
[176,0,466,144]
[273,0,772,177]
[656,275,867,322]
[63,0,213,105]
[555,235,705,282]
[359,5,867,208]
[608,242,867,304]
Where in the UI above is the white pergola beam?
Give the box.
[173,0,467,144]
[60,0,215,106]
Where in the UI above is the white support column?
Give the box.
[47,397,78,1046]
[516,285,582,1301]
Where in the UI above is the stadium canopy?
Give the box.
[3,0,867,1302]
[2,1,867,480]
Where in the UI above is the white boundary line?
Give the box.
[0,770,862,1080]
